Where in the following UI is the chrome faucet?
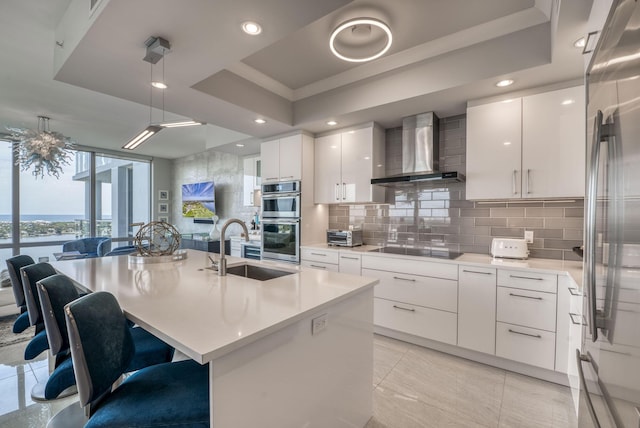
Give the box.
[218,218,249,276]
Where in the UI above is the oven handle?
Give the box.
[261,192,301,198]
[262,219,300,225]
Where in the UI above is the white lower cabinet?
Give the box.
[496,287,557,332]
[338,253,361,275]
[300,247,339,271]
[300,260,339,272]
[374,298,457,345]
[495,322,556,370]
[458,266,497,355]
[230,237,242,258]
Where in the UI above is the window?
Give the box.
[0,142,12,269]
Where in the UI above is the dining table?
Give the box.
[51,248,377,427]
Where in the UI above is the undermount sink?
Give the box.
[226,264,295,281]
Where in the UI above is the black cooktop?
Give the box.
[368,247,463,260]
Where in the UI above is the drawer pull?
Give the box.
[393,305,415,312]
[508,329,542,339]
[393,276,416,282]
[509,293,543,300]
[510,275,544,281]
[310,264,327,269]
[568,287,580,296]
[340,256,359,260]
[463,269,493,275]
[265,177,279,181]
[569,313,583,325]
[310,253,327,257]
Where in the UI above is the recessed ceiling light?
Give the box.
[254,118,266,124]
[326,120,338,126]
[561,99,575,105]
[573,37,586,48]
[496,79,514,88]
[151,81,167,89]
[503,141,512,146]
[242,21,262,35]
[329,18,392,62]
[236,143,245,147]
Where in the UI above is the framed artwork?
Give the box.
[159,190,169,201]
[158,203,169,214]
[158,216,169,223]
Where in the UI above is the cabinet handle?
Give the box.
[393,305,415,312]
[393,276,416,282]
[310,252,326,256]
[462,269,493,275]
[526,169,531,194]
[568,287,580,296]
[342,182,346,200]
[512,170,518,195]
[508,329,541,339]
[509,292,543,300]
[340,256,359,260]
[335,183,340,201]
[266,177,278,181]
[569,313,582,325]
[509,274,544,281]
[310,264,327,269]
[281,176,294,179]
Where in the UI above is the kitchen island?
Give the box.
[51,249,377,427]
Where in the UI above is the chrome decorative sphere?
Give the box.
[133,221,181,256]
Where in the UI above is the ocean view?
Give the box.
[0,215,112,222]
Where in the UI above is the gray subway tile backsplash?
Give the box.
[327,115,584,261]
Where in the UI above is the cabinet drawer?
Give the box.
[301,260,339,272]
[301,248,339,264]
[362,255,458,280]
[497,287,557,331]
[496,322,556,370]
[364,268,457,312]
[497,269,557,293]
[339,253,361,276]
[374,298,457,345]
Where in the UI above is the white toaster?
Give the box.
[491,238,529,259]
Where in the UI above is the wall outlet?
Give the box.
[311,314,328,335]
[524,230,534,244]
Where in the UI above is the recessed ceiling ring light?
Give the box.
[242,21,262,35]
[495,79,514,88]
[329,18,392,63]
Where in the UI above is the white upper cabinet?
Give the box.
[522,86,585,198]
[260,134,302,183]
[314,124,385,204]
[466,86,585,200]
[466,99,523,200]
[242,155,261,206]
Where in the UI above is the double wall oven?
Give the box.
[261,181,300,263]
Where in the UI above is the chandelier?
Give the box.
[7,116,75,179]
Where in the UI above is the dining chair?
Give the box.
[5,255,34,333]
[65,291,209,428]
[61,237,111,258]
[20,262,57,361]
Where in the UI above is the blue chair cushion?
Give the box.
[62,237,111,258]
[127,327,175,372]
[85,359,209,428]
[12,311,31,334]
[44,355,75,400]
[24,329,49,360]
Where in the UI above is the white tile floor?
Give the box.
[0,334,578,427]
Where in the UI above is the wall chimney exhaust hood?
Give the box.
[371,112,464,187]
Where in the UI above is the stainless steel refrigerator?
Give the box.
[580,0,640,426]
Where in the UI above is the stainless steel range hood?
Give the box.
[371,112,465,187]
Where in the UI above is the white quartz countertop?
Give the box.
[51,249,377,364]
[301,243,583,287]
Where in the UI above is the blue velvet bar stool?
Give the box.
[38,276,178,428]
[65,292,209,428]
[20,262,57,364]
[5,255,35,333]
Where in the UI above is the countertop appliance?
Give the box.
[490,238,529,260]
[327,229,363,247]
[580,1,640,426]
[368,247,463,260]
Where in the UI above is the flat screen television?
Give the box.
[181,181,216,218]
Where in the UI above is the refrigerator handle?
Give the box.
[576,349,602,428]
[586,110,611,342]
